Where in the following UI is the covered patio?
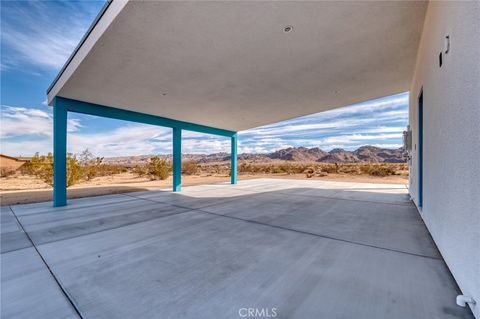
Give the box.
[6,0,476,317]
[1,179,472,318]
[46,0,427,207]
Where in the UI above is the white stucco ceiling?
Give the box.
[48,0,427,132]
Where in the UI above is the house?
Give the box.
[5,1,479,318]
[0,154,30,171]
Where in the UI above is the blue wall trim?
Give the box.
[55,97,236,137]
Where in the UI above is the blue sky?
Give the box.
[1,1,408,157]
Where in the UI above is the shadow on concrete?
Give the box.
[0,186,150,206]
[1,181,474,319]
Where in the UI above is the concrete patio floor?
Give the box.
[1,179,473,319]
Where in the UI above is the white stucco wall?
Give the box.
[409,1,480,317]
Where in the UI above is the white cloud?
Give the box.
[0,91,408,157]
[241,93,408,139]
[370,143,403,149]
[318,133,403,145]
[2,28,79,69]
[1,139,53,158]
[1,1,98,70]
[1,105,81,139]
[68,125,172,156]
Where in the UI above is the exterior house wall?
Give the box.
[409,1,480,317]
[0,155,27,171]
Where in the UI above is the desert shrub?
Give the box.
[395,163,409,176]
[239,161,315,175]
[338,164,360,175]
[239,162,250,173]
[206,164,229,175]
[281,163,301,174]
[183,162,199,175]
[76,149,128,179]
[279,164,292,174]
[320,164,338,174]
[66,155,83,186]
[21,153,54,185]
[257,164,271,173]
[359,164,372,174]
[148,156,170,180]
[294,164,309,174]
[21,152,82,186]
[367,165,396,177]
[132,165,148,177]
[358,164,396,177]
[78,149,101,180]
[95,164,128,176]
[271,166,285,174]
[304,167,315,178]
[239,162,272,174]
[0,168,16,178]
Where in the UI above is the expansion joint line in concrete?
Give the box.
[8,206,84,319]
[273,190,414,207]
[15,197,142,217]
[194,209,442,261]
[123,193,441,261]
[120,191,248,211]
[13,206,198,247]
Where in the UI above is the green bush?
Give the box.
[0,168,16,178]
[79,149,100,180]
[21,152,83,187]
[21,153,54,185]
[148,156,170,180]
[182,162,198,175]
[358,164,397,177]
[132,165,148,177]
[66,154,83,186]
[367,165,396,177]
[271,166,285,174]
[338,164,360,174]
[304,167,315,178]
[320,164,337,174]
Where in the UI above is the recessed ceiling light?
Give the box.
[283,25,293,33]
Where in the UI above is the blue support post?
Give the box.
[56,97,235,137]
[50,97,238,205]
[173,127,182,192]
[231,134,238,184]
[53,98,67,207]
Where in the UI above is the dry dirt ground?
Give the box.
[0,172,407,206]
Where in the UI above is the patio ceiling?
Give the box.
[48,0,427,132]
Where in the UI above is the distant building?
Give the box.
[0,154,30,171]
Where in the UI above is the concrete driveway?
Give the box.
[1,179,473,319]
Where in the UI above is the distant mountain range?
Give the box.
[104,145,406,165]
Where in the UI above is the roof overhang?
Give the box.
[48,0,427,132]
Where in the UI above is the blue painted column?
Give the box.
[53,98,67,207]
[173,127,182,192]
[231,134,237,184]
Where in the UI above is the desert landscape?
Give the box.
[0,145,408,206]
